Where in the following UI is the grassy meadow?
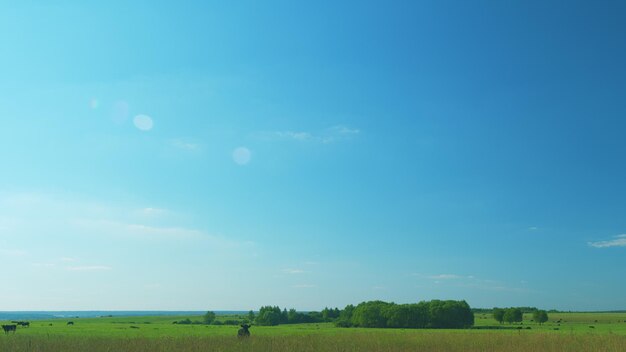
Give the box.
[2,312,626,351]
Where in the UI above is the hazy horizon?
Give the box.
[1,1,625,312]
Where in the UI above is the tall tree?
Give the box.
[493,308,505,324]
[503,308,523,324]
[203,311,216,324]
[533,310,549,325]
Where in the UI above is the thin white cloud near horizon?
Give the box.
[588,234,626,248]
[413,273,474,280]
[66,265,112,271]
[0,192,252,250]
[254,125,360,144]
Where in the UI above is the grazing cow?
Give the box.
[2,325,16,334]
[237,324,251,338]
[67,321,74,326]
[16,322,29,328]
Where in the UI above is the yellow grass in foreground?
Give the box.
[2,332,626,352]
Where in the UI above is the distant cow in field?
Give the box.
[15,321,29,328]
[2,325,16,334]
[67,321,74,326]
[238,324,251,338]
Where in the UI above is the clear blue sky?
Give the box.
[1,1,625,311]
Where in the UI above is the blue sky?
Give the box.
[1,1,625,311]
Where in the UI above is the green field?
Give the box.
[2,312,626,351]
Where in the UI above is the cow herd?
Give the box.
[2,321,31,334]
[1,325,16,334]
[2,321,251,337]
[2,321,62,334]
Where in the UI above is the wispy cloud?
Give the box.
[413,273,525,292]
[273,131,315,141]
[589,234,626,248]
[254,125,360,144]
[427,274,464,280]
[32,262,55,268]
[170,138,201,151]
[60,257,76,262]
[0,249,27,257]
[141,207,167,216]
[327,125,360,136]
[66,265,112,271]
[71,219,205,239]
[126,224,202,238]
[413,273,473,280]
[282,268,306,274]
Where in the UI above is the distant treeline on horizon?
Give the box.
[0,311,245,321]
[471,308,626,314]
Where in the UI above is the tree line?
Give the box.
[252,300,474,329]
[192,299,475,329]
[337,300,474,329]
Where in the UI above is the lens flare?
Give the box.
[232,147,251,165]
[133,114,154,131]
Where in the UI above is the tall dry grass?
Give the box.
[1,332,625,352]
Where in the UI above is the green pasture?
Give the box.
[2,312,626,351]
[473,312,626,334]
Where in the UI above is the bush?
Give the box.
[334,319,352,328]
[222,320,242,325]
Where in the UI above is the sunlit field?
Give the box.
[2,313,626,351]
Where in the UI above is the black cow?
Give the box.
[67,321,74,326]
[237,324,251,338]
[2,325,16,334]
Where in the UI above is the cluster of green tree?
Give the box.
[336,300,474,329]
[254,306,338,326]
[492,307,549,324]
[195,300,474,329]
[493,308,522,324]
